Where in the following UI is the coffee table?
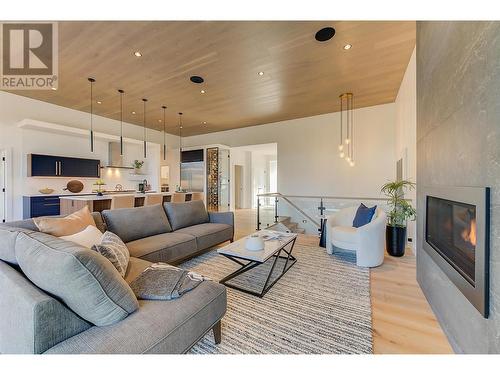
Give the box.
[217,230,298,298]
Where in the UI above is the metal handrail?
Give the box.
[257,192,389,201]
[256,192,412,233]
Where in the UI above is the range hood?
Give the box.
[105,142,133,169]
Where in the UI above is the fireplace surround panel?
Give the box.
[423,186,490,318]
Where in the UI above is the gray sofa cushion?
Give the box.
[15,231,139,326]
[0,260,92,354]
[102,204,172,243]
[164,200,209,231]
[3,219,39,231]
[0,225,36,265]
[45,281,227,354]
[126,232,197,264]
[176,223,233,250]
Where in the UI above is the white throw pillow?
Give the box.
[92,232,130,278]
[60,225,104,248]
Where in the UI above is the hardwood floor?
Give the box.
[232,208,453,354]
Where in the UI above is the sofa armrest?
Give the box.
[0,261,91,354]
[209,211,234,227]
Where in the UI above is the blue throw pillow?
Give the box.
[352,203,377,228]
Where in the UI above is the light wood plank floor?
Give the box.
[232,209,453,354]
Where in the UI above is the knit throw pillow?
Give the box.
[92,232,130,277]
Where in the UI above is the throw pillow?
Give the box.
[15,231,138,326]
[60,225,104,248]
[352,203,377,228]
[33,206,96,237]
[92,231,130,278]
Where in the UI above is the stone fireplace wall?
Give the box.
[416,21,500,353]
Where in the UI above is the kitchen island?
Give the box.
[59,192,191,215]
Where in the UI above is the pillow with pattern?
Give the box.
[92,231,130,278]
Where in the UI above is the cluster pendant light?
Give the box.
[118,89,125,156]
[162,106,167,160]
[142,98,148,158]
[88,78,95,152]
[338,92,355,167]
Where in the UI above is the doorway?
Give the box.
[234,165,244,209]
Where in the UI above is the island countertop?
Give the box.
[59,192,178,201]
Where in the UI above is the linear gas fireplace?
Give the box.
[423,186,490,317]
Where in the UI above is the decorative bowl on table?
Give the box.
[38,188,54,194]
[245,234,265,251]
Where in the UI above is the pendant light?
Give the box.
[339,93,355,167]
[162,106,167,160]
[142,98,148,158]
[178,112,183,185]
[118,89,125,156]
[88,78,95,152]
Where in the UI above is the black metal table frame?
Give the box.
[219,236,297,298]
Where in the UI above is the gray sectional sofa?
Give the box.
[0,200,233,354]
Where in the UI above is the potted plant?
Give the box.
[133,160,144,174]
[381,180,417,257]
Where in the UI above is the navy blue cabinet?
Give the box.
[28,154,101,178]
[23,196,61,219]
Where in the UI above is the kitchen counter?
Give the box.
[59,192,173,201]
[59,192,196,215]
[25,190,156,198]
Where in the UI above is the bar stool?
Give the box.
[110,195,135,209]
[171,193,186,203]
[144,193,164,206]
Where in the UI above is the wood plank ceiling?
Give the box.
[3,21,416,136]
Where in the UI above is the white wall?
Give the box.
[395,48,417,250]
[184,103,397,232]
[0,91,180,220]
[184,103,396,198]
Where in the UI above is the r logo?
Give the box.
[1,22,58,89]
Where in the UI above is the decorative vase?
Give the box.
[386,225,407,257]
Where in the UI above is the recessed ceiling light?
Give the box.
[180,126,183,129]
[258,71,264,76]
[158,119,162,123]
[131,111,136,115]
[203,121,207,125]
[200,90,206,94]
[51,87,57,91]
[315,27,336,42]
[97,101,102,104]
[134,51,142,57]
[343,44,352,50]
[190,76,204,84]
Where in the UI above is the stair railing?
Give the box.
[256,192,390,233]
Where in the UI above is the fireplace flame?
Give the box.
[461,217,477,247]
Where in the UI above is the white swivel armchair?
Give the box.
[325,206,387,268]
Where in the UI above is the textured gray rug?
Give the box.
[181,244,372,354]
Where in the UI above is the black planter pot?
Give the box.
[386,225,407,257]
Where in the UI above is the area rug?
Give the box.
[181,244,372,354]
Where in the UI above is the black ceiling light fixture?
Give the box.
[162,105,167,161]
[142,98,148,158]
[88,77,95,152]
[315,27,336,42]
[178,112,183,184]
[190,75,204,84]
[118,89,125,156]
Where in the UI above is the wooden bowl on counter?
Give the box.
[38,188,55,194]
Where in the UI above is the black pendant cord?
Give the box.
[178,112,183,186]
[142,98,148,158]
[118,89,124,156]
[88,78,95,152]
[351,95,354,163]
[162,106,167,161]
